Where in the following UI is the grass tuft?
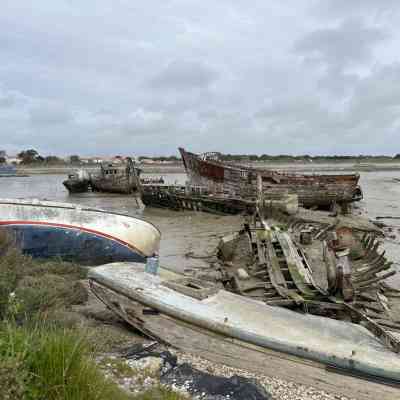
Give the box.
[0,324,135,400]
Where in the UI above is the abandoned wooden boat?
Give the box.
[91,158,141,194]
[140,183,255,215]
[204,190,400,347]
[88,262,400,400]
[0,198,160,264]
[63,169,90,193]
[179,147,363,210]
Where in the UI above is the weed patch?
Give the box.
[0,324,136,400]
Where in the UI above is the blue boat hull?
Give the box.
[3,224,146,265]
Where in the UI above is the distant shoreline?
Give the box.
[17,164,185,175]
[16,160,400,175]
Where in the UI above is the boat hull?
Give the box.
[63,179,90,194]
[2,223,145,264]
[0,199,160,265]
[179,148,362,207]
[91,178,136,194]
[89,263,400,382]
[89,274,400,400]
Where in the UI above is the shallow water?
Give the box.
[0,171,399,286]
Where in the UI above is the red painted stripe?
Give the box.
[0,220,144,256]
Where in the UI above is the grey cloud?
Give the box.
[294,19,387,67]
[0,1,399,156]
[313,0,400,20]
[148,60,219,90]
[0,94,15,108]
[29,104,73,125]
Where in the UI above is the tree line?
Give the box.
[1,149,399,165]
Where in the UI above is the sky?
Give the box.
[1,0,400,157]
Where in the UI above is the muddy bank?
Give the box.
[0,171,399,287]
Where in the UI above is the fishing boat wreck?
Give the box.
[91,158,141,194]
[138,147,363,215]
[88,195,400,399]
[214,210,400,350]
[179,147,363,211]
[0,198,160,264]
[63,169,91,193]
[140,183,255,215]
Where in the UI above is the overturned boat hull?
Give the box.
[0,199,160,265]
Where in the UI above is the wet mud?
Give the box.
[0,170,399,287]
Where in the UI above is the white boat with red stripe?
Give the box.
[0,198,160,265]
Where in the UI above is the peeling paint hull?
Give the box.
[179,147,363,208]
[0,199,161,265]
[89,263,400,383]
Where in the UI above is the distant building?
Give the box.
[79,156,138,164]
[80,157,105,164]
[140,158,156,164]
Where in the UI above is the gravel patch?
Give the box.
[172,350,356,400]
[98,342,357,400]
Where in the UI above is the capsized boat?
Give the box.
[88,262,400,399]
[0,199,160,264]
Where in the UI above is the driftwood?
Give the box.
[216,211,400,353]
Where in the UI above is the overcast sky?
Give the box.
[1,1,400,156]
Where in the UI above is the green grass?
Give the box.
[27,328,130,400]
[0,236,191,400]
[0,232,87,322]
[0,324,190,400]
[0,324,134,400]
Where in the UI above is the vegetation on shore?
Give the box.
[2,147,400,168]
[0,232,188,400]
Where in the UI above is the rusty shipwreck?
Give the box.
[179,147,363,211]
[91,157,141,194]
